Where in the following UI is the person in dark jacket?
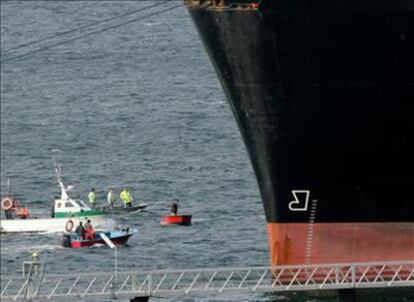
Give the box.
[171,199,179,215]
[75,221,85,239]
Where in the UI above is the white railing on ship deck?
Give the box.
[1,261,413,301]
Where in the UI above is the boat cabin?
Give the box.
[53,198,91,218]
[52,177,98,218]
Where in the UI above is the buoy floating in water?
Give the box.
[161,214,192,226]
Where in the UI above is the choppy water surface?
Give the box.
[0,2,411,302]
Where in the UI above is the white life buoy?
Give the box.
[65,220,74,232]
[1,197,13,210]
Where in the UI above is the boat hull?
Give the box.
[69,232,134,248]
[0,216,114,233]
[100,204,147,214]
[268,222,414,265]
[186,0,414,265]
[161,215,192,226]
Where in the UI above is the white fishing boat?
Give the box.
[0,215,113,234]
[0,166,114,233]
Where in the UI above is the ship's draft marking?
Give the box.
[289,190,310,211]
[305,199,318,264]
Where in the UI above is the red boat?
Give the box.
[61,228,137,248]
[161,214,192,226]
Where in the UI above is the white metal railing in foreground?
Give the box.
[1,261,413,301]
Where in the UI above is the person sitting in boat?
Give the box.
[75,221,85,239]
[120,187,133,208]
[171,199,179,215]
[107,188,116,208]
[88,188,97,209]
[85,219,96,240]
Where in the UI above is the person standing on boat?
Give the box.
[75,221,85,239]
[4,208,13,219]
[2,196,15,219]
[107,188,116,208]
[120,187,133,207]
[88,188,97,209]
[171,199,178,215]
[85,219,96,240]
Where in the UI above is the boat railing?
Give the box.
[1,260,413,301]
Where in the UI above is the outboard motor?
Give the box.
[61,233,72,247]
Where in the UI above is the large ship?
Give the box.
[184,0,414,265]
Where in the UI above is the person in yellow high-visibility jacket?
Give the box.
[88,188,97,209]
[120,188,133,207]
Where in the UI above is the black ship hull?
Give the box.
[185,0,414,264]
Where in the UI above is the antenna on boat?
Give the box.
[53,158,62,182]
[0,178,11,198]
[53,158,69,200]
[7,179,11,196]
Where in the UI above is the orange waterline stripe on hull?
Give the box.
[267,223,414,266]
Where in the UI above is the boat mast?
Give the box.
[6,179,11,196]
[54,161,69,201]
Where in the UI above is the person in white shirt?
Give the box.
[107,188,116,208]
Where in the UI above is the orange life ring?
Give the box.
[65,220,74,232]
[1,198,13,210]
